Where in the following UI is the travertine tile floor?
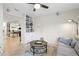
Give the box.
[3,37,58,56]
[10,45,57,56]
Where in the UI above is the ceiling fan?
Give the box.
[27,3,49,11]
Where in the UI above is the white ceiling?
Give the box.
[3,3,79,18]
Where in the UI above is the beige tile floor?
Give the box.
[3,37,58,56]
[3,37,21,55]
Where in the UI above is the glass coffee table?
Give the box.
[30,40,47,55]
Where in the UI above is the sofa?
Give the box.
[57,37,79,56]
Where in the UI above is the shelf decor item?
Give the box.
[26,15,33,32]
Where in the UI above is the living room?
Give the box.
[0,3,79,56]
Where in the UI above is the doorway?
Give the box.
[3,22,21,55]
[10,23,21,39]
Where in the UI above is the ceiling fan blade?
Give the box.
[40,4,48,9]
[28,3,35,5]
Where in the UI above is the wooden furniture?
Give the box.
[30,40,47,55]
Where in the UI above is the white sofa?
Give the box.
[57,37,79,56]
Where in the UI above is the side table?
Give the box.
[30,40,47,55]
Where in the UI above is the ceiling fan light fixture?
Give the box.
[34,4,40,9]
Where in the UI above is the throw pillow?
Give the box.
[58,37,72,46]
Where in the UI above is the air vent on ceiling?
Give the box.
[56,12,59,16]
[6,8,10,12]
[14,8,19,11]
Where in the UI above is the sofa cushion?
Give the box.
[58,37,72,46]
[74,41,79,55]
[71,39,77,48]
[57,42,78,56]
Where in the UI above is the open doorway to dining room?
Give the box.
[3,21,21,55]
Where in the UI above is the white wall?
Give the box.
[0,4,3,47]
[3,13,26,43]
[4,8,79,44]
[33,9,79,43]
[3,13,42,44]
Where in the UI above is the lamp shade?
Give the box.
[68,19,73,22]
